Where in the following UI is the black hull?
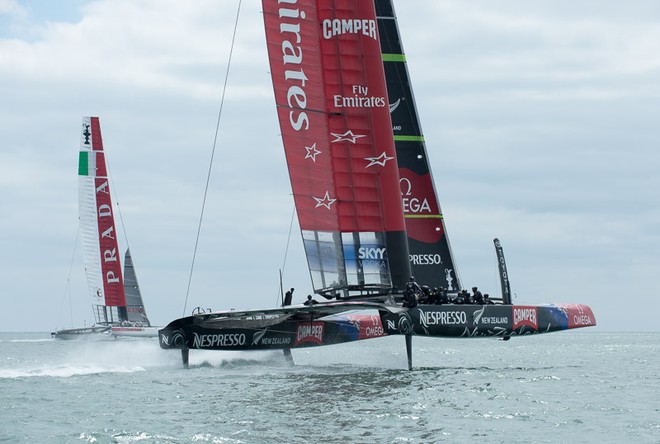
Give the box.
[158,312,386,351]
[381,304,595,338]
[158,303,595,352]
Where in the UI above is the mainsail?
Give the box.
[375,0,462,291]
[263,0,411,297]
[78,116,127,324]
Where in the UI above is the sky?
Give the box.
[1,0,658,333]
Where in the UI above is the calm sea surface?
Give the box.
[0,331,658,443]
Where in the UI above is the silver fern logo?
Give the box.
[472,306,486,326]
[389,98,402,113]
[252,328,268,345]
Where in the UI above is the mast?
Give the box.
[78,117,127,324]
[262,0,411,297]
[375,0,462,292]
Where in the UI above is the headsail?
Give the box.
[123,249,151,326]
[78,116,127,324]
[262,0,411,297]
[375,0,461,292]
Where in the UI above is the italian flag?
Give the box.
[78,150,96,176]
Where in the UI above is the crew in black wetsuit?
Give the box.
[458,289,471,304]
[403,277,421,308]
[284,288,294,306]
[420,285,432,304]
[303,295,318,305]
[472,287,484,305]
[436,288,449,305]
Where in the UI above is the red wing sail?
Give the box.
[79,117,127,322]
[263,0,410,296]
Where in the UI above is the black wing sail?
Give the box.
[375,0,461,292]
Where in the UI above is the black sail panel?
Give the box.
[376,0,462,291]
[123,249,151,326]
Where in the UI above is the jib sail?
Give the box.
[78,116,128,323]
[123,249,151,325]
[262,0,411,297]
[375,0,462,291]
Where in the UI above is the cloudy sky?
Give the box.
[1,0,658,333]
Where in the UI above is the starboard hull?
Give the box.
[51,326,112,340]
[381,303,596,338]
[158,303,596,352]
[111,326,159,338]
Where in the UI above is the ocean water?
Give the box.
[0,332,658,443]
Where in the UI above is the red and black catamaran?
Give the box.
[159,0,596,369]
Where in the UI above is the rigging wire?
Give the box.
[105,159,132,254]
[275,205,297,306]
[182,0,243,317]
[56,227,80,329]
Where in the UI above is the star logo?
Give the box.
[313,191,336,210]
[364,152,395,168]
[305,143,321,162]
[330,130,366,144]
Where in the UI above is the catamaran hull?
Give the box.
[111,326,159,338]
[158,303,595,352]
[51,326,112,340]
[381,304,596,338]
[159,313,386,351]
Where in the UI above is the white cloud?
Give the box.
[0,0,23,15]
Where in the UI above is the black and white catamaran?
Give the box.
[159,0,596,369]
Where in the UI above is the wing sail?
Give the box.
[78,117,127,323]
[375,0,462,291]
[262,0,411,297]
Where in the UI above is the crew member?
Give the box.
[472,287,484,304]
[403,277,421,308]
[284,288,294,306]
[304,295,318,305]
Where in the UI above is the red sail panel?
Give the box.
[399,168,443,244]
[90,117,126,308]
[262,0,405,234]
